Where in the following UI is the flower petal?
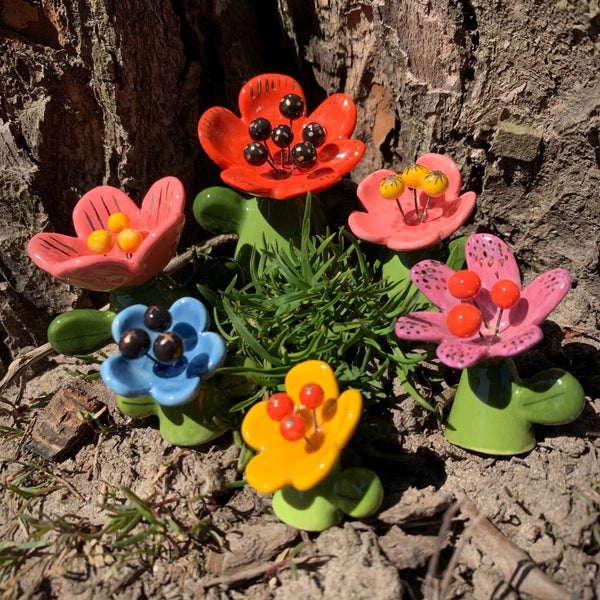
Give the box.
[355,169,401,215]
[395,311,448,342]
[290,443,342,491]
[26,233,139,291]
[518,269,571,326]
[242,400,296,452]
[111,304,148,341]
[150,371,202,407]
[386,224,447,251]
[170,297,209,339]
[72,186,141,237]
[308,93,357,140]
[27,233,87,274]
[135,177,186,277]
[100,354,152,398]
[410,260,457,311]
[238,74,305,123]
[198,106,249,169]
[285,360,339,404]
[288,387,362,491]
[487,324,543,359]
[185,332,226,377]
[436,339,489,369]
[465,234,520,291]
[221,165,344,200]
[245,443,300,492]
[316,139,365,174]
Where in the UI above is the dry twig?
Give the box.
[200,555,325,589]
[457,491,571,600]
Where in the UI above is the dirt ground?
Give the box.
[0,320,599,600]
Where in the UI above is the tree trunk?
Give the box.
[1,0,598,373]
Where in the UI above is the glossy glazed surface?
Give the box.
[395,233,571,369]
[445,359,585,454]
[198,74,365,199]
[348,153,476,250]
[241,360,362,492]
[101,297,226,407]
[28,177,185,291]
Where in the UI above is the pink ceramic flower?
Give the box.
[198,73,365,199]
[348,153,476,250]
[395,233,571,369]
[28,177,185,291]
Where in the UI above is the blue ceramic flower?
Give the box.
[101,297,226,407]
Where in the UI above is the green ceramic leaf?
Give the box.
[329,467,384,518]
[272,485,342,531]
[193,186,246,234]
[48,309,116,355]
[518,368,585,425]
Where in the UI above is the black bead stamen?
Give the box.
[243,95,326,176]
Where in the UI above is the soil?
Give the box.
[1,319,599,600]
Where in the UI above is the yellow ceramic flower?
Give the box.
[241,360,362,493]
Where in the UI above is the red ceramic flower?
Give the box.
[198,73,365,199]
[348,153,476,250]
[28,177,185,291]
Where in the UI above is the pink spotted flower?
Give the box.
[395,233,571,369]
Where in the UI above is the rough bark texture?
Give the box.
[1,0,598,373]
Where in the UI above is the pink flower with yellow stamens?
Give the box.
[348,153,476,250]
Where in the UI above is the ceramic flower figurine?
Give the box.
[194,74,365,269]
[198,73,364,200]
[28,177,185,291]
[395,233,585,455]
[348,153,476,294]
[241,360,383,531]
[100,297,235,446]
[348,153,475,251]
[27,177,186,356]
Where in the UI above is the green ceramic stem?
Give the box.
[445,358,585,455]
[109,272,184,313]
[116,364,257,446]
[271,466,384,531]
[193,186,326,273]
[117,393,228,447]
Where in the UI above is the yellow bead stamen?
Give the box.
[402,163,430,217]
[107,212,131,233]
[87,230,115,254]
[117,228,143,253]
[421,170,449,223]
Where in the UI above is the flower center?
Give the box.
[379,165,449,225]
[242,93,327,178]
[446,271,522,338]
[87,212,144,257]
[266,382,329,451]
